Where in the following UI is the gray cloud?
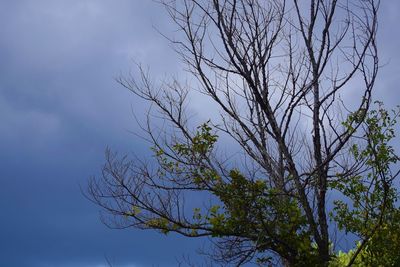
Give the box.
[0,1,201,266]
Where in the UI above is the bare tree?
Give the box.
[87,0,390,266]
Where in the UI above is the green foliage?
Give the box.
[150,123,323,263]
[147,105,400,265]
[329,247,362,267]
[145,217,180,235]
[330,218,400,266]
[152,121,221,188]
[329,103,400,266]
[200,168,320,264]
[173,121,218,157]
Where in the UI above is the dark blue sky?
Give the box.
[0,1,399,266]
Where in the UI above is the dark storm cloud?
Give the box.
[0,1,201,266]
[0,1,399,267]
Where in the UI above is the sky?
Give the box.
[0,1,399,267]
